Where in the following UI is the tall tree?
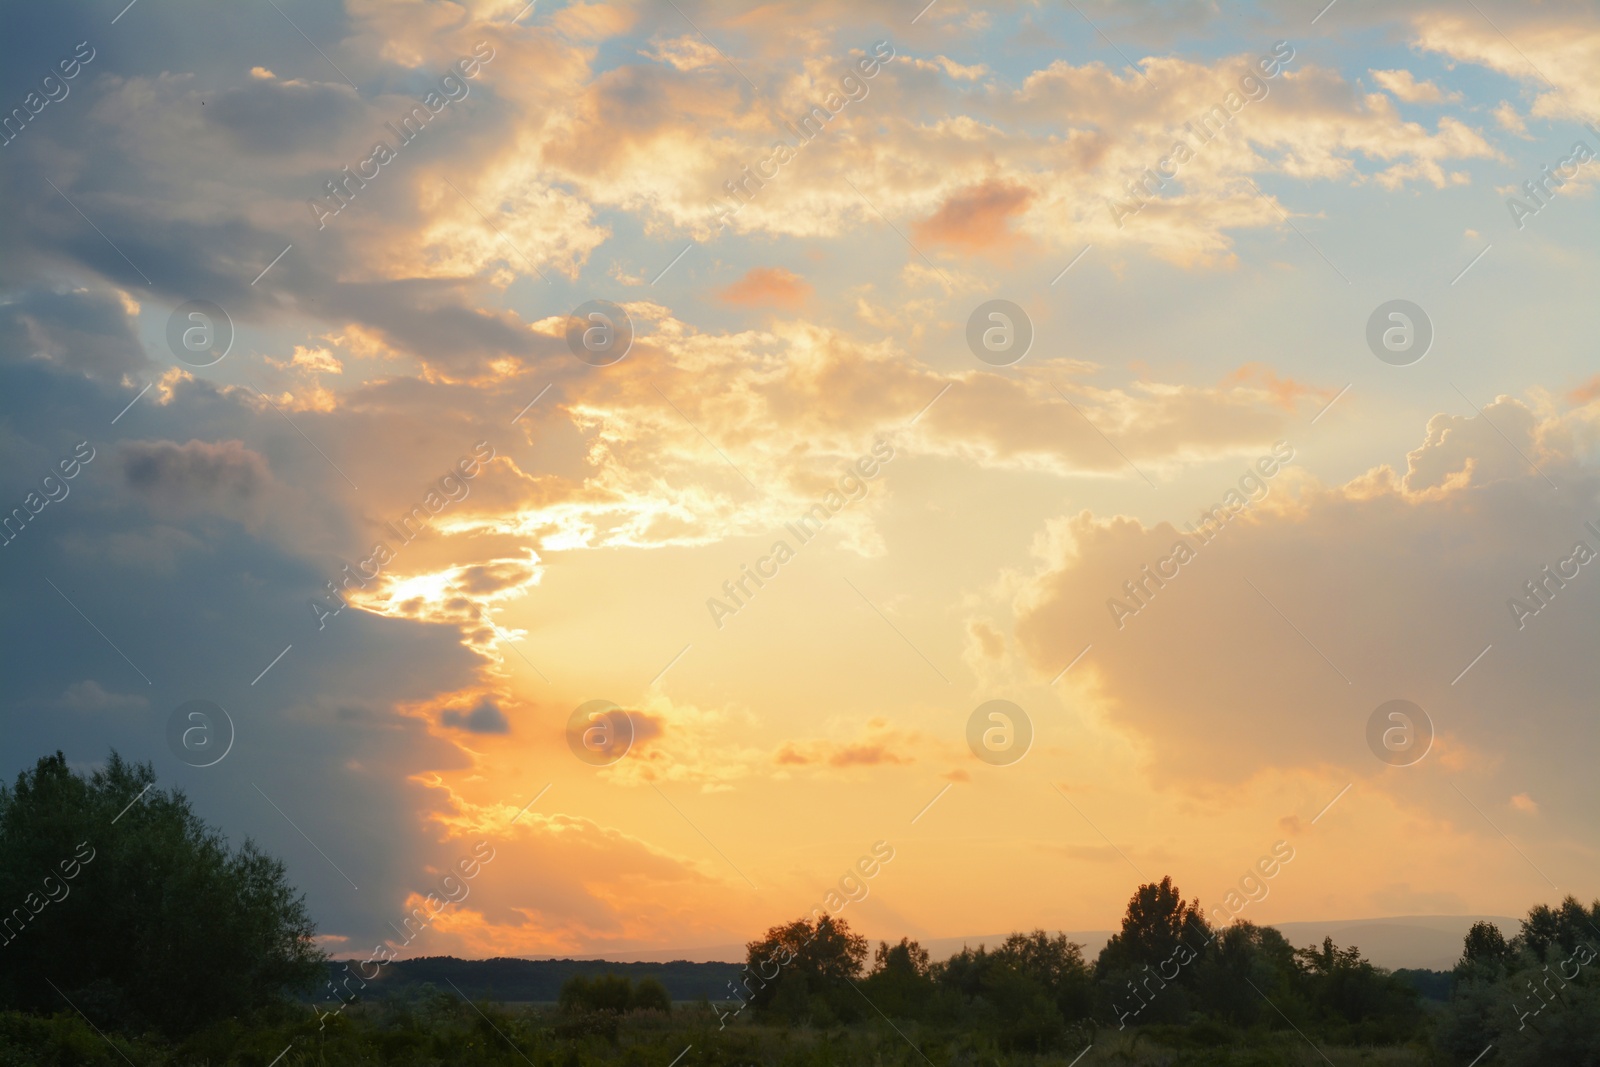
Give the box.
[1095,876,1212,981]
[740,913,867,1017]
[0,752,326,1036]
[1460,920,1510,970]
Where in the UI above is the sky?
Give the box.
[1,0,1597,963]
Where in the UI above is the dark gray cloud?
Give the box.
[121,438,275,520]
[0,348,498,946]
[0,289,149,380]
[441,699,510,734]
[204,76,364,154]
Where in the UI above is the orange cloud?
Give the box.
[772,720,918,768]
[912,178,1034,253]
[826,743,912,768]
[716,266,812,309]
[1569,374,1600,405]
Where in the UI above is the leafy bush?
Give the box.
[558,973,672,1017]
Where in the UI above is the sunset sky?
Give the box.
[2,0,1597,963]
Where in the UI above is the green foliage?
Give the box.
[1461,919,1511,969]
[858,937,936,1020]
[362,956,739,1001]
[930,929,1096,1050]
[1435,895,1600,1065]
[1391,967,1453,1001]
[739,913,868,1023]
[1190,920,1299,1026]
[1096,876,1213,986]
[631,977,671,1014]
[0,1002,1443,1065]
[0,751,326,1037]
[1292,936,1421,1043]
[558,974,671,1017]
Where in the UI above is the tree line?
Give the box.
[0,752,1596,1066]
[706,879,1600,1062]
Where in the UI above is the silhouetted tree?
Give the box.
[862,937,937,1019]
[0,752,325,1036]
[740,913,867,1022]
[925,932,1093,1051]
[1460,920,1511,971]
[1436,895,1600,1064]
[1192,920,1299,1026]
[992,930,1094,1020]
[559,974,632,1014]
[558,973,670,1015]
[1095,876,1212,1025]
[633,976,671,1014]
[1096,877,1212,980]
[1293,937,1420,1042]
[1519,895,1600,960]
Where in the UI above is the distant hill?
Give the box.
[1267,914,1519,971]
[352,956,742,1003]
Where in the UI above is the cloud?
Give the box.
[120,438,277,525]
[1012,395,1600,857]
[3,0,1597,955]
[773,720,918,769]
[1493,100,1528,135]
[715,266,812,309]
[1370,69,1462,104]
[912,178,1034,254]
[1409,7,1600,121]
[54,681,149,713]
[442,699,511,734]
[0,289,148,381]
[202,74,364,154]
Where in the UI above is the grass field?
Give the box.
[0,1000,1439,1067]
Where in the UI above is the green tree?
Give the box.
[1095,877,1212,980]
[1460,920,1511,972]
[1435,896,1600,1064]
[1094,876,1212,1025]
[558,974,632,1014]
[1192,920,1300,1026]
[631,976,671,1014]
[1518,895,1600,960]
[862,937,936,1019]
[558,973,670,1015]
[991,930,1094,1021]
[740,913,867,1021]
[0,752,325,1036]
[1293,937,1420,1042]
[933,932,1091,1051]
